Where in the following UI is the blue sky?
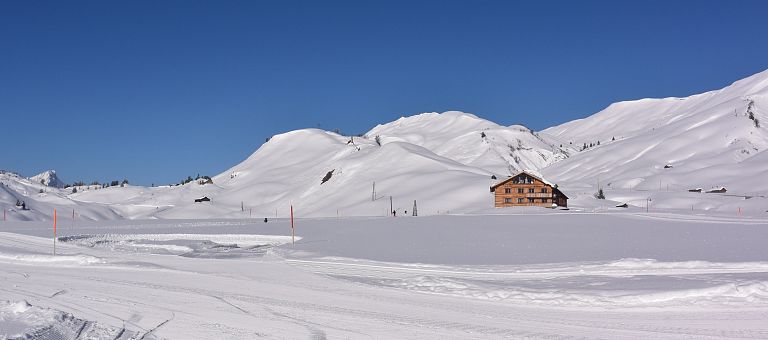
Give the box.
[1,0,767,185]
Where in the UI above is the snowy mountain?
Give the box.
[66,111,573,219]
[4,69,768,220]
[28,170,65,188]
[541,69,768,195]
[367,111,572,176]
[74,127,499,218]
[0,171,121,221]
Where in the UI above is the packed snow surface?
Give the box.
[1,212,768,338]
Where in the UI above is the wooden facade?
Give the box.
[490,171,568,208]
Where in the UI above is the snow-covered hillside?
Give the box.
[367,111,571,175]
[124,128,495,218]
[0,171,120,221]
[541,69,768,211]
[65,112,573,219]
[4,69,768,219]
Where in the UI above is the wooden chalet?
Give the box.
[490,171,568,208]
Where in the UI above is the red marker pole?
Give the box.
[290,205,295,245]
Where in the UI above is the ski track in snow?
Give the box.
[287,257,768,307]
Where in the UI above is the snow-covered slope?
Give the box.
[367,111,571,175]
[70,112,572,219]
[0,171,120,221]
[85,128,498,218]
[541,69,768,196]
[7,69,768,219]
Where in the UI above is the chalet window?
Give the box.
[504,188,511,194]
[528,188,535,193]
[542,198,549,203]
[517,188,524,194]
[528,198,535,203]
[541,188,548,193]
[504,198,512,203]
[517,198,524,203]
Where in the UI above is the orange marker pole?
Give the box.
[53,209,57,255]
[290,205,295,245]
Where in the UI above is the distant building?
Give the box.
[490,171,568,208]
[194,196,211,203]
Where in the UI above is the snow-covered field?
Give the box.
[2,212,768,339]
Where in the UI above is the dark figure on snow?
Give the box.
[21,201,26,210]
[264,218,268,223]
[392,210,396,217]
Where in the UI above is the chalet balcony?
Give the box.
[526,193,552,198]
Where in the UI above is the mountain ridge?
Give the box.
[2,68,767,220]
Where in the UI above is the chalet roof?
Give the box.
[489,171,568,199]
[552,186,569,199]
[490,170,552,189]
